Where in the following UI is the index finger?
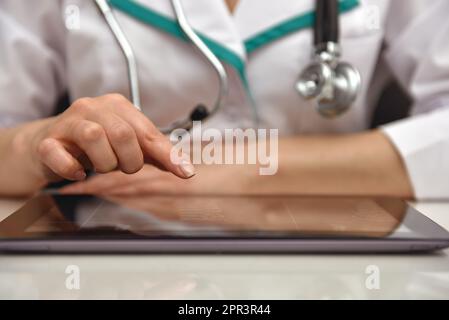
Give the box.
[101,95,195,179]
[140,128,195,179]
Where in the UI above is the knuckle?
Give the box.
[80,122,104,142]
[105,93,127,104]
[142,126,161,143]
[37,138,56,159]
[148,134,169,152]
[71,97,94,113]
[109,122,134,143]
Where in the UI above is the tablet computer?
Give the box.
[0,194,448,253]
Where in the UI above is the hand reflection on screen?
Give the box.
[101,195,407,238]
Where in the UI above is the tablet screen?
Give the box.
[1,194,448,241]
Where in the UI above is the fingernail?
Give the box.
[74,170,86,181]
[179,159,195,178]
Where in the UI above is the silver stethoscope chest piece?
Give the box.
[296,0,361,118]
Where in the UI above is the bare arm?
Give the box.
[244,130,413,198]
[61,130,414,199]
[0,120,50,196]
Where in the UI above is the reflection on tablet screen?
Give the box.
[6,195,409,239]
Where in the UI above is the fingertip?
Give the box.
[177,159,196,179]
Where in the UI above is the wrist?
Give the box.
[11,117,57,187]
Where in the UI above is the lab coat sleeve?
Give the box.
[0,1,66,128]
[380,0,449,199]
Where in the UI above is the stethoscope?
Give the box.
[95,0,361,133]
[296,0,361,118]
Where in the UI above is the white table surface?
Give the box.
[0,198,448,300]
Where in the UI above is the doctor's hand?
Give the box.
[29,94,195,183]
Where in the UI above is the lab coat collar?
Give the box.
[235,0,317,42]
[109,0,359,77]
[110,0,360,59]
[111,0,246,61]
[235,0,360,54]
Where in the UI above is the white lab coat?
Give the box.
[0,0,448,199]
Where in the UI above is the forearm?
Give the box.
[253,130,412,197]
[44,129,415,199]
[0,119,52,196]
[208,130,414,198]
